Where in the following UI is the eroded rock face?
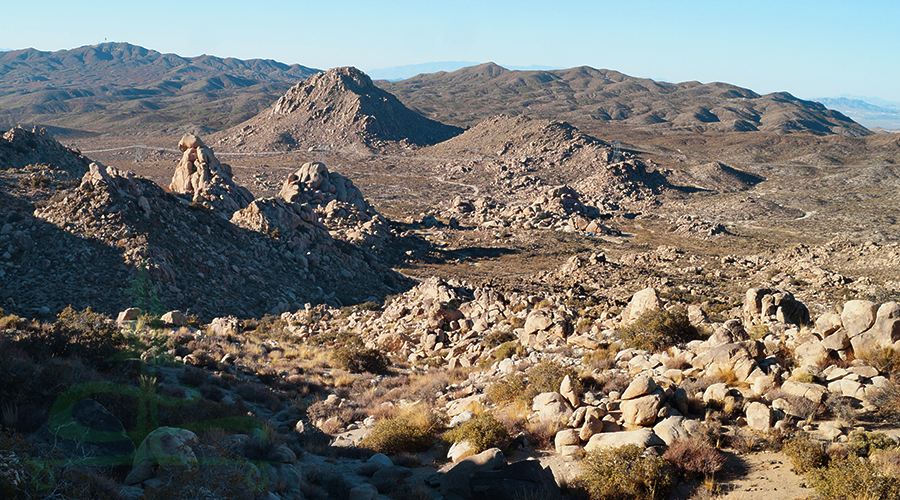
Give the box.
[169,134,253,213]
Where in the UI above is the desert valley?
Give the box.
[1,42,900,500]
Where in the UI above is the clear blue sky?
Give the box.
[1,0,897,102]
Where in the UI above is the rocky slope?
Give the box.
[215,67,462,152]
[380,63,871,137]
[0,128,410,320]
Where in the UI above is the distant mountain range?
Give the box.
[0,42,320,134]
[0,42,878,138]
[813,97,900,131]
[380,63,871,136]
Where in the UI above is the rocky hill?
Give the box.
[0,42,320,134]
[215,67,462,152]
[379,63,871,137]
[0,128,409,320]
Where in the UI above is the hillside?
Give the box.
[0,42,320,134]
[214,66,462,152]
[379,63,871,137]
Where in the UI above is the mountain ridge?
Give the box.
[379,63,870,137]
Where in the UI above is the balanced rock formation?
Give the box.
[169,134,253,213]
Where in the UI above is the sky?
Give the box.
[1,0,898,102]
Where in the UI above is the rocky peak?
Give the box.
[216,67,462,152]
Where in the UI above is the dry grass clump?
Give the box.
[619,308,700,353]
[858,347,900,377]
[577,444,674,500]
[358,404,443,455]
[443,412,509,453]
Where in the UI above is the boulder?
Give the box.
[560,375,581,408]
[47,398,135,465]
[169,134,253,214]
[620,393,664,427]
[584,429,665,453]
[554,429,581,454]
[745,402,774,431]
[125,427,199,485]
[621,287,662,323]
[621,374,657,400]
[653,416,692,445]
[841,300,879,337]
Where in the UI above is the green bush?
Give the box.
[849,430,898,457]
[443,413,509,453]
[331,336,389,374]
[809,455,900,500]
[578,444,674,500]
[782,434,829,474]
[619,308,699,353]
[359,407,442,455]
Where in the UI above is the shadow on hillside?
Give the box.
[0,188,133,319]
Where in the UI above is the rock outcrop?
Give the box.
[169,134,253,213]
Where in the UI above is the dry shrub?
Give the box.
[619,308,699,353]
[858,347,900,377]
[358,405,442,455]
[486,374,527,405]
[663,439,727,481]
[578,444,674,500]
[869,382,900,424]
[525,419,565,451]
[331,337,389,374]
[21,307,124,363]
[444,413,509,453]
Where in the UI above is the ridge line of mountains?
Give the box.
[0,42,872,139]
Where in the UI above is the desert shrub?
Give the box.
[662,438,727,481]
[824,394,857,424]
[359,405,442,455]
[486,374,527,405]
[483,329,515,348]
[21,307,124,363]
[848,430,898,458]
[582,348,617,373]
[492,341,525,361]
[526,359,581,398]
[782,434,829,474]
[618,308,699,353]
[578,444,674,500]
[443,413,509,453]
[868,382,900,424]
[808,455,900,500]
[331,337,389,374]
